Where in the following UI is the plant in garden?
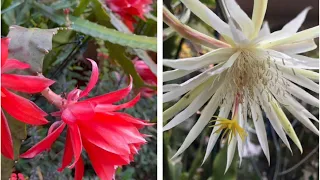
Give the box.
[163,0,319,172]
[1,38,54,160]
[105,0,153,31]
[20,59,152,179]
[133,58,157,97]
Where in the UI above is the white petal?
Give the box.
[163,69,194,82]
[284,105,319,135]
[209,51,241,75]
[202,95,233,164]
[229,19,250,44]
[270,97,303,153]
[276,66,319,93]
[163,48,233,70]
[237,103,245,165]
[163,76,214,122]
[294,69,319,81]
[180,0,232,37]
[271,90,318,122]
[163,67,216,103]
[250,100,270,164]
[272,39,317,54]
[287,81,319,107]
[251,0,268,38]
[282,7,312,34]
[267,50,319,70]
[225,136,237,173]
[260,26,319,48]
[258,22,271,38]
[225,0,254,38]
[163,77,223,131]
[171,88,223,159]
[163,84,180,92]
[258,90,292,152]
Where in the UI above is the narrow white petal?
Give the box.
[209,51,241,75]
[287,81,319,107]
[267,50,319,70]
[229,19,250,44]
[251,0,268,38]
[163,77,223,131]
[163,76,215,122]
[258,22,271,38]
[294,69,319,81]
[285,105,319,135]
[225,137,237,173]
[163,69,195,82]
[163,48,233,70]
[250,100,270,164]
[258,90,292,152]
[180,0,232,37]
[225,0,254,37]
[172,88,223,159]
[272,39,317,54]
[163,84,180,92]
[202,95,233,164]
[282,7,312,34]
[271,90,319,122]
[270,98,303,153]
[260,26,319,48]
[163,67,216,102]
[237,103,245,165]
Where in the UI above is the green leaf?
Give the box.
[7,25,59,73]
[33,1,157,52]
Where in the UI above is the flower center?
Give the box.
[224,49,288,102]
[210,116,247,143]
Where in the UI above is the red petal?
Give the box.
[79,59,99,99]
[1,88,48,125]
[77,118,130,155]
[75,157,84,180]
[66,102,95,121]
[1,74,54,93]
[83,76,133,105]
[20,123,66,158]
[94,93,140,112]
[67,124,82,169]
[91,113,146,144]
[1,38,9,67]
[82,139,121,179]
[112,112,153,129]
[47,121,63,136]
[1,59,30,73]
[1,110,14,159]
[58,129,73,172]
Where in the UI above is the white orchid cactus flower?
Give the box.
[163,0,319,172]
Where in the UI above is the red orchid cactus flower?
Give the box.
[1,37,54,159]
[20,59,152,180]
[133,58,157,98]
[105,0,152,31]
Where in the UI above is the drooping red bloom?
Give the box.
[105,0,152,31]
[1,38,54,159]
[10,173,25,180]
[20,59,151,180]
[133,58,157,98]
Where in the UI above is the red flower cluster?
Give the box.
[20,59,151,180]
[10,173,25,180]
[105,0,152,31]
[133,58,157,97]
[1,38,54,159]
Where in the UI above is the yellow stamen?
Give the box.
[209,116,247,143]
